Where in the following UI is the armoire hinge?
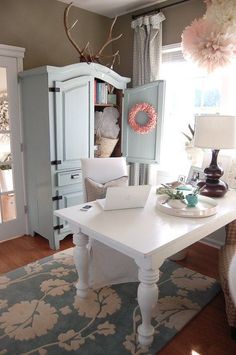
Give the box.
[49,87,60,92]
[51,160,62,166]
[52,195,62,201]
[53,224,64,231]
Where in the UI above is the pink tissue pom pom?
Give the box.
[205,0,236,30]
[181,18,236,72]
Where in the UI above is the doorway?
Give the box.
[0,45,26,241]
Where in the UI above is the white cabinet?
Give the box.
[20,63,130,249]
[55,76,94,170]
[20,62,165,249]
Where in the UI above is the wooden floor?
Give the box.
[0,235,236,355]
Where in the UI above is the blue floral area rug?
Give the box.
[0,248,220,355]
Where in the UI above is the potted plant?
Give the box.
[156,185,186,209]
[157,185,201,209]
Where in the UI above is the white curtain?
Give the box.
[131,12,165,87]
[130,12,165,185]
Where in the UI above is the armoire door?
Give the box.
[54,76,94,170]
[0,48,26,241]
[122,80,165,164]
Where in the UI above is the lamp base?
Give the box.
[198,149,228,198]
[198,179,228,198]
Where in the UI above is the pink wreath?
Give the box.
[128,102,157,134]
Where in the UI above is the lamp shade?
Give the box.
[193,115,236,149]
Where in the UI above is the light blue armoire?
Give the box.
[20,63,165,249]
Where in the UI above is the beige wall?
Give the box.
[0,0,112,70]
[0,0,205,76]
[113,0,206,80]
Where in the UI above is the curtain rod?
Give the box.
[132,0,191,20]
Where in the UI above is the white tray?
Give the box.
[156,195,218,218]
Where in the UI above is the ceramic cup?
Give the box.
[186,194,198,207]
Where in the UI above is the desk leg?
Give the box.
[73,230,89,298]
[136,267,159,346]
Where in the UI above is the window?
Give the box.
[159,43,236,175]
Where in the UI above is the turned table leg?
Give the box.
[136,266,159,346]
[73,229,89,298]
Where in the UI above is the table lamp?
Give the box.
[193,114,236,197]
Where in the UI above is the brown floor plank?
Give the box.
[0,236,236,354]
[0,234,73,273]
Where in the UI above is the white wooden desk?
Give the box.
[54,188,236,346]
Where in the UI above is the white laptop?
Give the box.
[96,185,151,211]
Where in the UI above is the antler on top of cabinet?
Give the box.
[63,2,123,67]
[94,17,122,59]
[64,2,90,62]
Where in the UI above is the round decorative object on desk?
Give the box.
[167,199,186,209]
[156,194,217,217]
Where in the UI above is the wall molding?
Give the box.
[0,44,25,59]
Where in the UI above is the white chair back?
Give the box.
[229,253,236,306]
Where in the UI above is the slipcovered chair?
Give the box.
[229,254,236,310]
[219,220,236,339]
[80,157,138,288]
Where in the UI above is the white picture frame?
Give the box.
[186,166,205,186]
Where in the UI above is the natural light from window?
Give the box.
[159,44,236,177]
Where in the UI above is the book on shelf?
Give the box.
[95,80,108,104]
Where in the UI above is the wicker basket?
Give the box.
[95,136,118,158]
